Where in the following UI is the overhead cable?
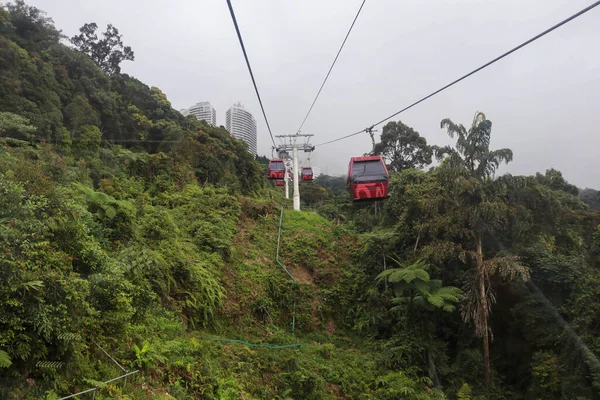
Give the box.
[315,0,600,147]
[226,0,276,147]
[296,0,367,134]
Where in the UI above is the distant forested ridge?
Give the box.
[580,188,600,211]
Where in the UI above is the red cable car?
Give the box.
[267,159,285,179]
[346,155,390,201]
[301,167,314,181]
[275,179,284,186]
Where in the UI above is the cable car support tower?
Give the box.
[275,134,315,211]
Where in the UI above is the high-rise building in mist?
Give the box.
[311,166,321,179]
[225,103,257,155]
[182,102,216,126]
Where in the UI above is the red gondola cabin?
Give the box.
[275,179,284,186]
[346,155,390,201]
[301,167,314,181]
[267,159,285,179]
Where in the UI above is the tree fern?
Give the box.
[0,350,11,368]
[377,258,462,313]
[57,332,81,342]
[36,360,63,369]
[74,182,135,222]
[456,383,472,400]
[20,280,44,296]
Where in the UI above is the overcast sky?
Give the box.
[27,0,600,187]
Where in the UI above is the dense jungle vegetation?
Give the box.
[1,2,599,399]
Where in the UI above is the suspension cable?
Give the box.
[296,0,367,134]
[226,0,276,147]
[314,0,600,147]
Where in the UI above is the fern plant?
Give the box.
[0,350,11,368]
[19,280,44,298]
[36,360,64,369]
[133,340,167,370]
[456,383,472,400]
[375,371,445,399]
[377,258,462,313]
[57,332,80,342]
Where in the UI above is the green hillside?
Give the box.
[1,2,600,399]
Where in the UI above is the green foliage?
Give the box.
[64,94,99,131]
[374,120,433,172]
[75,182,136,240]
[300,182,329,207]
[0,111,36,139]
[315,174,347,195]
[579,187,600,211]
[71,22,134,75]
[535,168,579,196]
[0,350,12,368]
[133,340,166,370]
[255,154,269,166]
[1,3,599,398]
[375,371,444,399]
[529,351,561,396]
[0,1,264,194]
[3,0,61,48]
[377,258,462,312]
[339,111,599,397]
[456,383,471,399]
[0,7,263,387]
[436,111,513,180]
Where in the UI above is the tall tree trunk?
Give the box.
[382,251,387,291]
[428,351,441,387]
[413,232,421,254]
[477,233,491,384]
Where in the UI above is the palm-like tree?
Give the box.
[436,111,513,180]
[435,112,529,384]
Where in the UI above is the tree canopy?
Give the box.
[373,121,432,172]
[71,22,135,75]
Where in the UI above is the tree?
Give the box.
[71,22,134,75]
[255,155,269,166]
[0,111,36,140]
[377,257,462,388]
[535,168,578,196]
[373,121,432,172]
[300,183,329,207]
[579,187,600,211]
[315,174,347,195]
[435,111,528,384]
[0,6,14,35]
[64,94,100,131]
[376,258,462,314]
[3,0,62,48]
[435,112,513,180]
[73,125,101,162]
